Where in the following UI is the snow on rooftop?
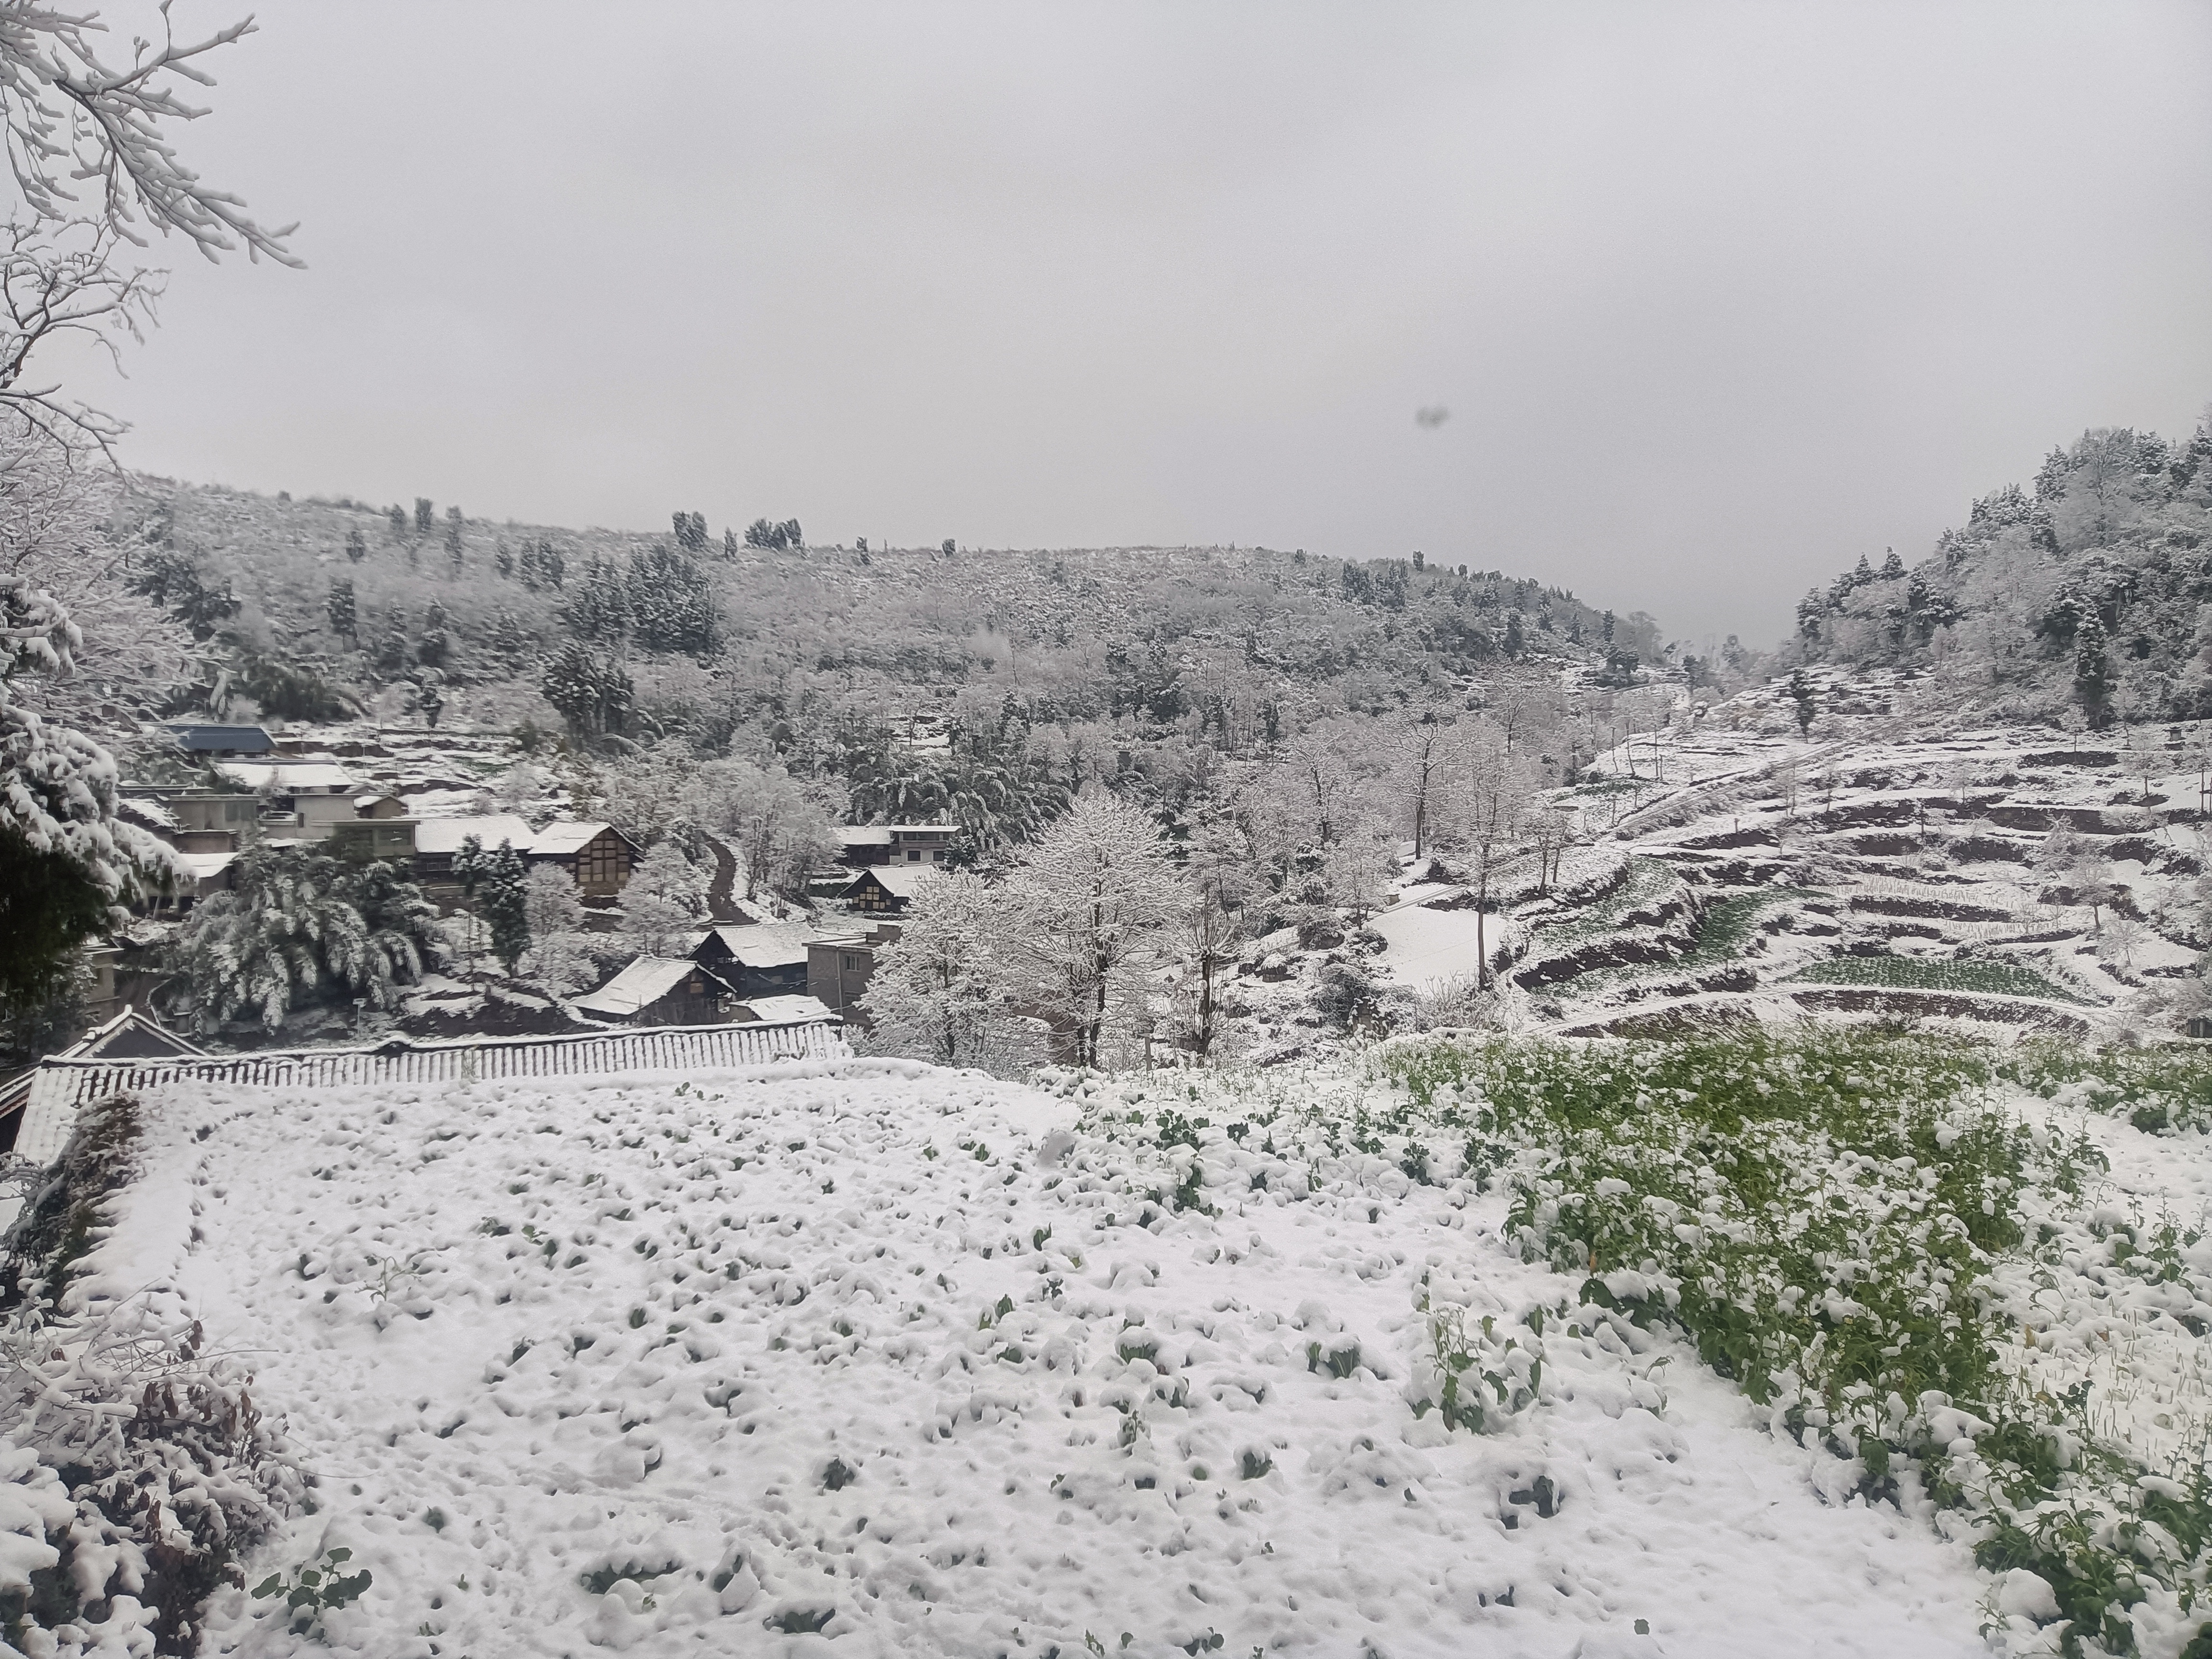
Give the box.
[733,993,836,1024]
[705,922,820,968]
[80,1061,1994,1656]
[531,819,620,856]
[409,815,536,856]
[211,761,355,793]
[572,955,704,1017]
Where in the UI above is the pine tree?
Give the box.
[673,511,708,552]
[417,599,450,669]
[344,527,366,563]
[1788,668,1817,736]
[541,641,631,740]
[560,556,631,643]
[387,504,406,540]
[457,836,530,972]
[492,608,526,665]
[373,618,409,675]
[326,577,356,642]
[494,542,514,579]
[2075,614,2112,725]
[414,497,434,535]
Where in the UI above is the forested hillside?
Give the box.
[122,478,1674,749]
[1796,418,2212,726]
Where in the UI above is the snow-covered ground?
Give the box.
[1361,670,2212,1039]
[81,1057,2004,1658]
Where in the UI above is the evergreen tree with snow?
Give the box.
[2074,614,2112,725]
[457,836,531,973]
[1787,669,1817,737]
[327,578,356,643]
[168,842,445,1031]
[345,527,366,563]
[0,578,178,1011]
[541,642,632,742]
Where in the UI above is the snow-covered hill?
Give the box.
[1368,666,2208,1040]
[79,1056,1998,1658]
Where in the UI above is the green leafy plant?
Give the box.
[251,1547,372,1634]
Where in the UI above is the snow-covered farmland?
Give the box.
[76,1056,2010,1659]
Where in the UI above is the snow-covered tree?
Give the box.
[168,843,444,1031]
[518,863,598,994]
[616,840,708,956]
[1003,793,1177,1068]
[455,835,531,973]
[1,575,177,1007]
[1436,717,1537,990]
[857,872,1007,1067]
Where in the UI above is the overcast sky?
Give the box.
[80,1,2212,648]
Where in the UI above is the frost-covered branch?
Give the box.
[0,1,297,264]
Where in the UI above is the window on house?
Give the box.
[907,850,921,861]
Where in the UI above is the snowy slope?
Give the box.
[1365,669,2209,1039]
[81,1058,1997,1658]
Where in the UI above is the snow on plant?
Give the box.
[1374,1030,2212,1657]
[0,1095,300,1652]
[167,841,447,1030]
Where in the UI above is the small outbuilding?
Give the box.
[691,922,821,1000]
[166,723,273,758]
[574,956,738,1026]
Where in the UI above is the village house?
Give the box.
[833,824,959,867]
[806,920,903,1024]
[574,956,739,1026]
[690,922,821,1001]
[837,864,940,915]
[409,815,539,889]
[528,820,640,904]
[210,761,363,841]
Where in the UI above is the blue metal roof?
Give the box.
[166,724,274,753]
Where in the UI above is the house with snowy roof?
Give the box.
[836,864,941,914]
[527,821,639,903]
[409,815,538,884]
[574,956,739,1026]
[690,922,822,1000]
[834,824,959,868]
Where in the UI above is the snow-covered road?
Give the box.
[89,1059,1994,1657]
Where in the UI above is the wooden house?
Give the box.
[691,923,820,1000]
[834,824,959,868]
[529,821,640,903]
[837,864,940,915]
[409,815,537,884]
[574,956,737,1026]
